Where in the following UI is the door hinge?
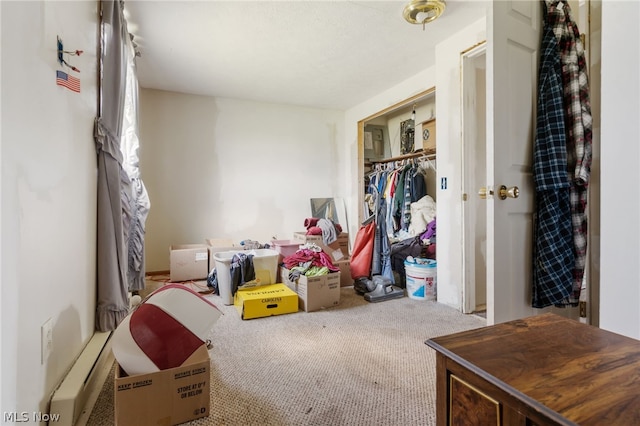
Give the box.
[579,301,587,318]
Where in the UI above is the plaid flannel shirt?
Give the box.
[547,0,593,305]
[532,20,574,308]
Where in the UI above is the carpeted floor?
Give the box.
[87,283,486,425]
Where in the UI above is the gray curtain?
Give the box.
[94,0,130,331]
[121,31,150,292]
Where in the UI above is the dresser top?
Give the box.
[426,313,640,425]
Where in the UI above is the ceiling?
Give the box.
[123,1,488,110]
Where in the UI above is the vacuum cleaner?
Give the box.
[354,275,404,303]
[351,199,404,303]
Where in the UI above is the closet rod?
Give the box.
[369,148,436,165]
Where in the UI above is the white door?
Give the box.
[485,0,541,325]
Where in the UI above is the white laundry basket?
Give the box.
[213,249,279,305]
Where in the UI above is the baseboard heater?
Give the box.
[50,331,113,426]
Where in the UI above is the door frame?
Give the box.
[461,41,487,315]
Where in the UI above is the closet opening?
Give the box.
[357,87,437,289]
[357,88,436,224]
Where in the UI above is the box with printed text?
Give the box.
[234,283,299,320]
[114,344,210,426]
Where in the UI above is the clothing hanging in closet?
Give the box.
[366,158,434,241]
[366,156,436,285]
[533,0,592,309]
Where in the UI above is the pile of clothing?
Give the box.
[282,243,339,281]
[420,218,436,259]
[390,218,436,288]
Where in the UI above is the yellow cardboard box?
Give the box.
[114,344,210,426]
[234,283,298,320]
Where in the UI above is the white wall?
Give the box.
[599,0,640,338]
[1,0,98,420]
[139,90,345,271]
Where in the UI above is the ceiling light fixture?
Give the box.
[403,0,446,30]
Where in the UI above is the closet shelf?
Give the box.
[368,148,436,165]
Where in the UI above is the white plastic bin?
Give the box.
[213,249,279,305]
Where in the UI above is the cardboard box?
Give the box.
[420,118,436,151]
[234,283,298,320]
[205,238,243,270]
[170,244,209,282]
[335,259,352,287]
[205,238,235,247]
[293,232,349,259]
[114,344,210,426]
[281,267,341,312]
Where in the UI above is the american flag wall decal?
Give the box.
[56,70,80,93]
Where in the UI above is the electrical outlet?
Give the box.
[41,318,53,364]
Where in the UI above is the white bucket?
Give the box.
[213,249,279,305]
[404,258,437,301]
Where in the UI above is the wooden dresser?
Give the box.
[426,313,640,425]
